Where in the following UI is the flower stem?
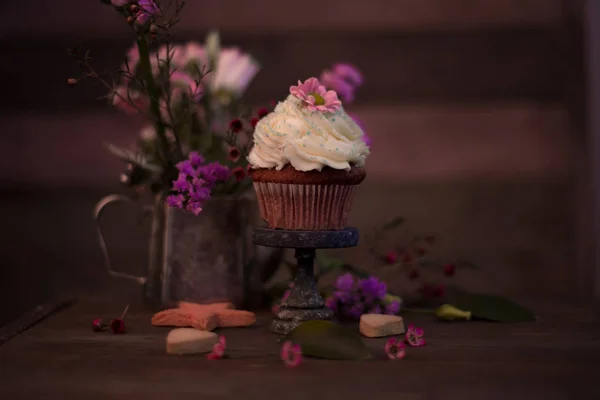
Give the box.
[136,36,171,170]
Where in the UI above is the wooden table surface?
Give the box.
[1,296,600,400]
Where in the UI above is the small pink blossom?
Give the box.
[112,86,148,114]
[207,335,226,360]
[290,77,341,113]
[135,0,159,25]
[385,337,406,360]
[281,341,302,367]
[405,324,426,347]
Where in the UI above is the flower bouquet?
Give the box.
[72,0,367,307]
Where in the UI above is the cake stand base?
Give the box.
[253,227,359,336]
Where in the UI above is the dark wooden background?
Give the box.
[0,0,588,326]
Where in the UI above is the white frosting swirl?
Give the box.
[248,95,370,171]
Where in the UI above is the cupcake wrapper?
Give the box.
[253,182,357,230]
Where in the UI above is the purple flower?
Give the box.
[385,300,401,315]
[186,201,203,216]
[199,162,231,184]
[190,183,211,202]
[359,276,387,301]
[320,71,355,103]
[320,63,363,104]
[168,152,231,215]
[172,173,191,192]
[335,273,354,292]
[348,303,365,320]
[188,151,205,168]
[176,160,196,177]
[333,290,351,304]
[166,194,184,208]
[332,63,363,87]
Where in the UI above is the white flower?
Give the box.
[210,48,259,98]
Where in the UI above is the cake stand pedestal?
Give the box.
[253,227,359,336]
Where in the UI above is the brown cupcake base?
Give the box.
[251,165,366,230]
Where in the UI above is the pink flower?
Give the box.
[281,341,302,367]
[290,77,341,113]
[207,335,226,360]
[384,337,406,360]
[112,86,148,114]
[405,324,426,347]
[135,0,159,25]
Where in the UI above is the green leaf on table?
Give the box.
[380,216,405,231]
[287,320,372,361]
[450,291,536,322]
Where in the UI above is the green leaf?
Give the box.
[287,320,372,361]
[451,291,536,322]
[381,216,405,231]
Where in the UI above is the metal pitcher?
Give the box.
[94,193,283,309]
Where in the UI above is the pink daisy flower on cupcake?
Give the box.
[290,77,341,113]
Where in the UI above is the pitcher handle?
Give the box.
[93,194,150,285]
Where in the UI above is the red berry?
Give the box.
[433,284,445,298]
[250,117,259,127]
[258,107,269,119]
[409,269,420,280]
[110,319,126,334]
[232,166,246,182]
[92,318,106,332]
[443,263,456,277]
[384,252,398,264]
[227,147,241,162]
[229,118,243,133]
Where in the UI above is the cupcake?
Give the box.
[247,77,370,230]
